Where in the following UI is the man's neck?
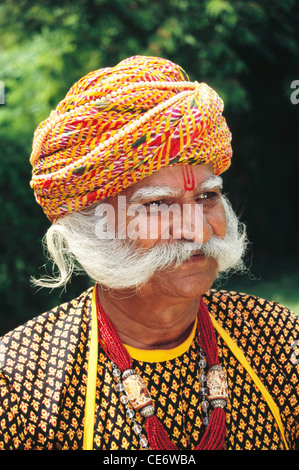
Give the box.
[97,284,200,350]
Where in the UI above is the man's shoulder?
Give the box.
[0,286,94,353]
[202,288,299,331]
[0,287,94,445]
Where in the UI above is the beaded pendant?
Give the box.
[110,339,228,450]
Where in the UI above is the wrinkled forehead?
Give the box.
[121,163,222,199]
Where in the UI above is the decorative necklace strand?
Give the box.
[110,341,210,449]
[95,287,228,450]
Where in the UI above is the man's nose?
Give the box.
[171,203,212,244]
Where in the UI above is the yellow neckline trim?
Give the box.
[123,319,197,363]
[210,315,289,451]
[83,286,99,451]
[83,286,288,450]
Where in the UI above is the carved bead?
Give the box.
[139,405,155,418]
[122,370,153,413]
[206,365,228,407]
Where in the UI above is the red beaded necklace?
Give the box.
[95,287,227,450]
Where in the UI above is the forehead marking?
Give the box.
[182,166,195,191]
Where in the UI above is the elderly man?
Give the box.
[0,56,298,451]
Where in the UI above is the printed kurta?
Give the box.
[0,288,298,450]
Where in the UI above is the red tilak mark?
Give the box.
[182,166,195,191]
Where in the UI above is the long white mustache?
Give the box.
[75,196,247,289]
[32,196,248,291]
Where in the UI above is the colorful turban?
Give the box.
[30,56,232,222]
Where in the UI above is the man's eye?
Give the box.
[197,191,218,201]
[145,200,164,207]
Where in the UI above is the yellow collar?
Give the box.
[123,319,197,363]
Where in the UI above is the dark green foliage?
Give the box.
[0,0,298,333]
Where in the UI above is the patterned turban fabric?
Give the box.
[30,56,232,222]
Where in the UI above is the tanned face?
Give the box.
[104,163,227,300]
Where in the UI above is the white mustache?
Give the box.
[33,194,248,291]
[135,236,230,266]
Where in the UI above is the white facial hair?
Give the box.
[32,195,248,291]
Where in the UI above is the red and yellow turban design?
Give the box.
[30,56,232,222]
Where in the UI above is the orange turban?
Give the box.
[30,56,232,222]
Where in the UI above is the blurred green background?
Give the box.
[0,0,298,336]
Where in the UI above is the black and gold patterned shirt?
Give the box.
[0,287,298,450]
